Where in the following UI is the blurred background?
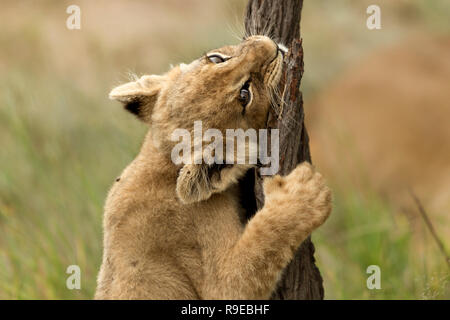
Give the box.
[0,0,449,299]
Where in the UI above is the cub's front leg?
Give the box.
[215,162,332,299]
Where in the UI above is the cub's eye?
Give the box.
[207,54,227,64]
[238,80,251,110]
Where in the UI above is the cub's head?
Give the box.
[110,35,285,152]
[110,35,286,203]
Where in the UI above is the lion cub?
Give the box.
[95,36,332,299]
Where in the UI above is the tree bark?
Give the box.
[241,0,324,300]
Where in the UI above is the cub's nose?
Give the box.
[246,35,277,49]
[246,36,287,58]
[245,35,280,58]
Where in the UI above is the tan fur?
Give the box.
[309,36,450,229]
[95,36,332,300]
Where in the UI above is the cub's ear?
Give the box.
[109,75,166,122]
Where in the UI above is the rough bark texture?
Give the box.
[242,0,324,300]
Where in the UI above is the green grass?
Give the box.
[0,70,145,299]
[315,187,449,299]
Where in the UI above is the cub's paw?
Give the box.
[263,162,332,231]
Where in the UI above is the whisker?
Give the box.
[270,83,302,133]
